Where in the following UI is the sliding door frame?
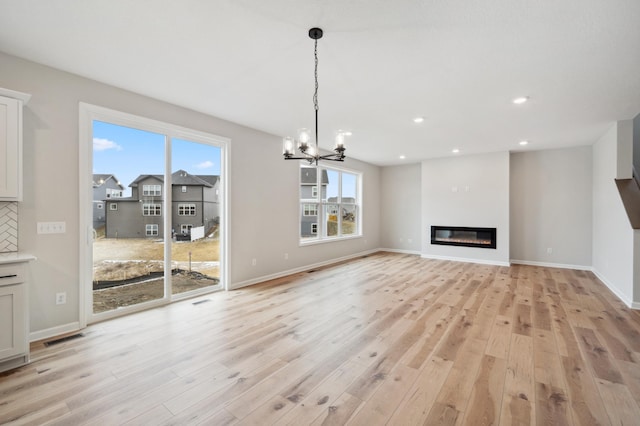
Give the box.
[79,102,230,326]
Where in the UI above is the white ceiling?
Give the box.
[0,0,639,166]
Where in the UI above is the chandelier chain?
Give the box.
[313,39,319,112]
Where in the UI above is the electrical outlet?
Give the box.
[284,253,289,260]
[56,292,66,305]
[251,258,257,266]
[547,247,553,254]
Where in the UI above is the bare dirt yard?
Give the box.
[92,237,220,313]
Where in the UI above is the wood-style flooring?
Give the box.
[2,252,640,425]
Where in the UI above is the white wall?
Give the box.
[0,51,381,336]
[510,146,592,268]
[421,152,510,265]
[380,163,421,252]
[592,121,635,306]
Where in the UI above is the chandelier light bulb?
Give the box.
[335,131,345,149]
[297,128,310,145]
[283,136,295,155]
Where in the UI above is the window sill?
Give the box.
[299,234,362,247]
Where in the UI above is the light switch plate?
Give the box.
[37,221,66,234]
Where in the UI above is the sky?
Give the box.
[93,120,221,197]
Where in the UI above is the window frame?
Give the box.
[143,203,162,216]
[143,184,162,196]
[299,164,362,245]
[178,203,196,216]
[145,224,159,236]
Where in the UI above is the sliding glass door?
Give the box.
[80,104,228,323]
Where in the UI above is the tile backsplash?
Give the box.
[0,201,18,253]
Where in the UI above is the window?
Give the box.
[303,203,318,216]
[178,203,196,216]
[106,188,122,198]
[299,165,361,242]
[110,203,118,211]
[181,185,187,193]
[181,224,192,234]
[143,203,161,216]
[145,224,158,236]
[143,184,162,196]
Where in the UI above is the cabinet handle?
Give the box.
[0,274,18,279]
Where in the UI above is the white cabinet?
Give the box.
[0,262,29,372]
[0,88,31,201]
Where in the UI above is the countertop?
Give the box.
[0,252,36,264]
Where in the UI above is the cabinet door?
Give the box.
[0,282,26,360]
[0,96,21,200]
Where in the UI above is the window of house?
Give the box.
[143,184,162,196]
[145,224,159,236]
[181,224,192,234]
[303,203,318,216]
[106,188,122,198]
[178,203,196,216]
[300,165,362,242]
[110,203,118,211]
[143,203,161,216]
[181,185,187,193]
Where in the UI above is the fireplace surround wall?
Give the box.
[430,226,497,249]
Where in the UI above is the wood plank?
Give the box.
[499,334,535,426]
[574,327,624,384]
[560,356,610,426]
[387,356,453,425]
[308,392,363,426]
[461,355,507,426]
[346,363,418,425]
[596,378,640,425]
[513,303,533,336]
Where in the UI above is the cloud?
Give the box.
[93,138,123,151]
[194,160,214,169]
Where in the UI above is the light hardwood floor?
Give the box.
[2,252,640,425]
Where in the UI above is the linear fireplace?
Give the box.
[430,226,497,249]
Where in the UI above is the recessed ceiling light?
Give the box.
[452,148,460,154]
[519,140,529,146]
[343,131,352,136]
[399,155,406,160]
[413,117,425,123]
[512,96,529,104]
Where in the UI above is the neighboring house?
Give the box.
[300,168,328,237]
[92,174,125,230]
[104,170,220,238]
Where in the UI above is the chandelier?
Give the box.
[283,27,347,165]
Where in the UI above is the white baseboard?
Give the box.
[29,321,82,343]
[378,248,422,256]
[230,248,381,290]
[420,253,510,267]
[591,267,637,309]
[510,259,592,271]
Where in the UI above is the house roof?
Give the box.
[92,174,125,190]
[301,168,329,185]
[129,170,218,188]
